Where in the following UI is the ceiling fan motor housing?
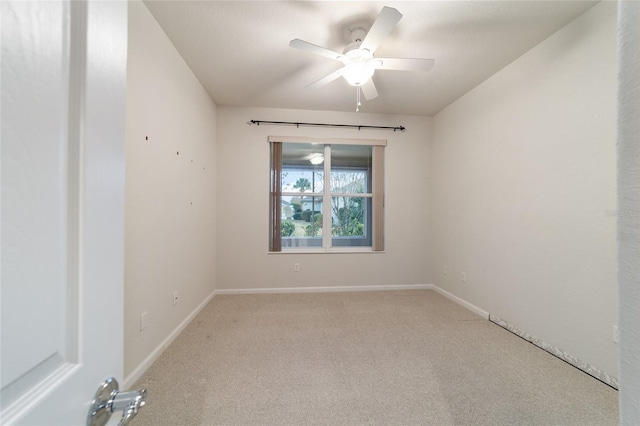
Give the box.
[343,27,369,55]
[350,27,367,43]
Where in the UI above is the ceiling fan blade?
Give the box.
[289,39,345,61]
[360,6,402,53]
[375,58,435,72]
[361,79,378,100]
[306,68,345,88]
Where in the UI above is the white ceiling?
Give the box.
[144,1,598,116]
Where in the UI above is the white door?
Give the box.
[2,1,128,424]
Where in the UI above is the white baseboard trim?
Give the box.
[125,284,617,393]
[429,285,490,319]
[422,287,618,389]
[214,283,432,295]
[124,285,484,387]
[124,284,430,387]
[123,289,217,389]
[489,314,619,390]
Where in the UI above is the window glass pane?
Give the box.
[281,234,322,248]
[330,145,371,193]
[331,196,371,247]
[281,143,324,248]
[282,168,323,193]
[282,143,324,193]
[281,195,323,248]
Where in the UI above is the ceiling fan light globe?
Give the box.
[342,62,375,86]
[309,155,324,165]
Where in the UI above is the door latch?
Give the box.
[87,377,147,426]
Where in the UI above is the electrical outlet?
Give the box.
[461,271,467,283]
[173,291,178,306]
[613,325,618,344]
[293,262,300,272]
[443,265,448,275]
[140,312,147,331]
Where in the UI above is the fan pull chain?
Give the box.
[356,86,362,112]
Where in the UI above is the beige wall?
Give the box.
[431,2,618,378]
[216,107,432,290]
[124,1,217,381]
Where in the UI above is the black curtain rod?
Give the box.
[249,120,405,132]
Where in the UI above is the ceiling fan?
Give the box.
[289,6,435,110]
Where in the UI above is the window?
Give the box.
[269,136,385,252]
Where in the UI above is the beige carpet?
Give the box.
[132,290,618,425]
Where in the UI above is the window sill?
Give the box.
[269,248,384,254]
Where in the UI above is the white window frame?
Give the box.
[269,136,386,253]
